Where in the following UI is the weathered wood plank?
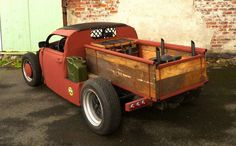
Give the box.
[97,51,149,72]
[165,48,191,57]
[149,65,158,100]
[86,48,97,74]
[158,69,202,97]
[140,45,156,59]
[158,58,202,80]
[96,53,151,96]
[86,49,152,97]
[91,38,136,49]
[140,45,192,60]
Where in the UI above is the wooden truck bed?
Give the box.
[85,38,208,102]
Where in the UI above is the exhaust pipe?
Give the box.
[191,40,196,56]
[161,38,165,55]
[156,47,161,65]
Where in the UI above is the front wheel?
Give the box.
[80,78,121,135]
[22,52,42,87]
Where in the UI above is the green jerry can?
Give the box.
[67,56,88,82]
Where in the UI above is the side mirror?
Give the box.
[38,41,48,48]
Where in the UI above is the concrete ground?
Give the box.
[0,67,236,146]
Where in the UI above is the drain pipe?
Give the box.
[62,0,68,26]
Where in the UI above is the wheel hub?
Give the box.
[24,63,33,77]
[23,60,33,82]
[83,89,103,127]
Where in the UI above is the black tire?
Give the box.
[182,88,202,104]
[80,77,121,135]
[22,52,42,87]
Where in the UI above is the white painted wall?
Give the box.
[107,0,214,49]
[0,1,1,51]
[0,0,63,52]
[0,16,2,51]
[67,0,217,51]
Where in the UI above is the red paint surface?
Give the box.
[24,63,32,77]
[125,97,153,112]
[41,48,82,106]
[40,25,138,106]
[53,29,77,37]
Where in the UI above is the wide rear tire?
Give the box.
[80,77,121,135]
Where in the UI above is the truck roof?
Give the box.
[61,22,127,31]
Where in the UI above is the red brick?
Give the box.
[212,45,223,47]
[194,0,236,50]
[223,11,233,14]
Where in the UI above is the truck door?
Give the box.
[42,35,67,95]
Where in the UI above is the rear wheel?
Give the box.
[81,77,121,135]
[22,52,42,87]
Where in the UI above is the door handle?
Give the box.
[56,58,62,63]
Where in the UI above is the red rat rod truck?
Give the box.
[22,22,208,135]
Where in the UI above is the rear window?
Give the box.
[90,27,116,39]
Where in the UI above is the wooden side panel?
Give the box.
[140,45,192,60]
[86,47,207,101]
[140,45,156,60]
[149,65,158,100]
[165,48,191,57]
[86,48,97,74]
[157,57,205,99]
[97,52,150,97]
[159,58,202,79]
[86,48,154,97]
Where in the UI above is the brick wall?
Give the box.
[67,0,119,22]
[66,0,236,52]
[194,0,236,51]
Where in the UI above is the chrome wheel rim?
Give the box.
[83,89,103,127]
[23,60,33,82]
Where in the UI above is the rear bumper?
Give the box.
[124,80,208,112]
